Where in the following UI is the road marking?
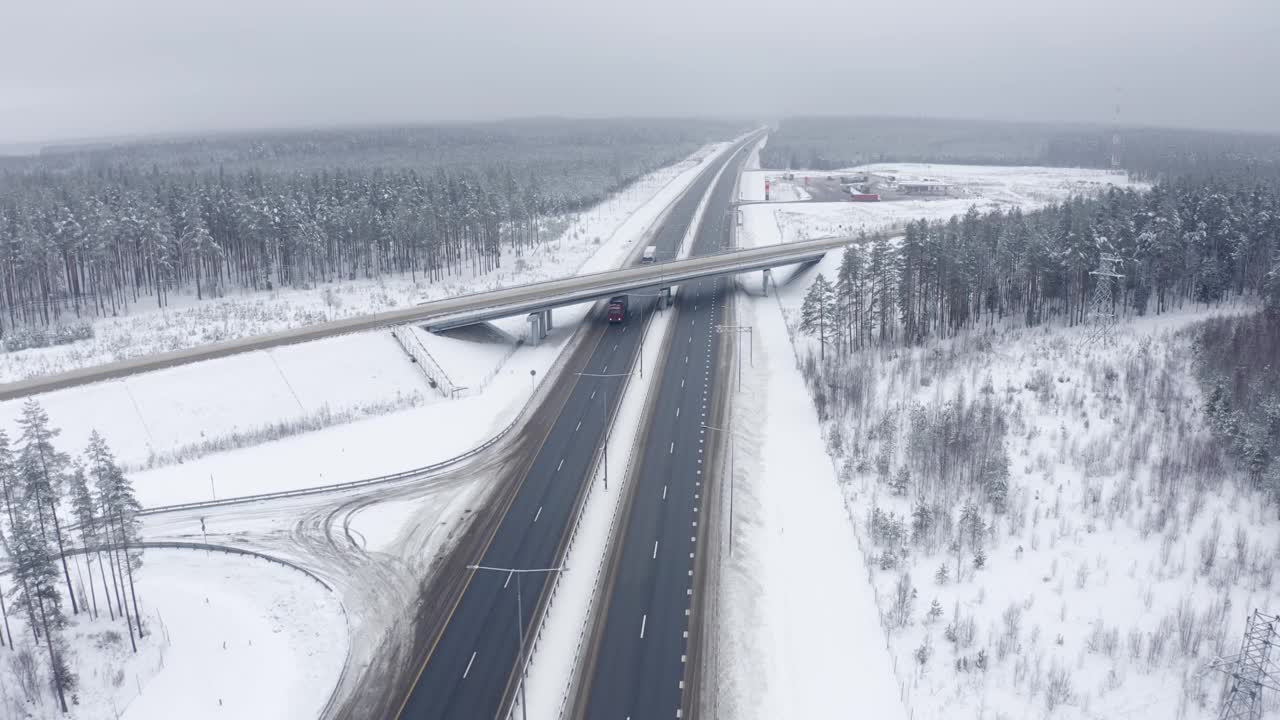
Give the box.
[653,541,659,559]
[614,344,618,351]
[557,459,564,471]
[576,420,582,432]
[463,651,477,679]
[685,355,688,364]
[663,485,668,499]
[640,614,648,639]
[676,407,680,417]
[603,364,608,373]
[534,506,542,522]
[591,390,596,399]
[681,379,685,388]
[669,441,675,454]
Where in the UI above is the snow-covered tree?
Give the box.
[16,400,78,616]
[85,431,143,645]
[800,273,838,360]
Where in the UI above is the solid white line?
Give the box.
[463,651,477,679]
[653,541,659,559]
[670,442,675,454]
[557,459,564,471]
[534,506,542,522]
[640,614,648,639]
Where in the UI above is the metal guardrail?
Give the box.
[389,325,459,398]
[137,328,573,518]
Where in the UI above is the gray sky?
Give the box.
[3,0,1278,145]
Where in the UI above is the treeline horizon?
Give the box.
[762,116,1280,181]
[0,119,744,336]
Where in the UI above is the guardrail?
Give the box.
[389,325,460,398]
[502,296,666,720]
[137,322,577,518]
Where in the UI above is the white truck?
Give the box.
[641,245,657,263]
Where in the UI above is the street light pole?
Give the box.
[701,423,739,557]
[576,371,632,490]
[466,564,565,720]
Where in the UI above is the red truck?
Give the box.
[607,295,628,323]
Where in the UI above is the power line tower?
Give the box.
[1211,610,1280,720]
[1083,255,1124,344]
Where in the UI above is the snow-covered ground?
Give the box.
[738,163,1145,249]
[707,290,909,720]
[0,141,734,508]
[726,161,1277,718]
[0,548,345,720]
[794,308,1277,720]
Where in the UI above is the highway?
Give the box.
[577,124,747,719]
[394,135,759,720]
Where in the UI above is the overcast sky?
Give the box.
[3,0,1278,145]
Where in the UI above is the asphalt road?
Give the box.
[395,136,755,720]
[581,131,748,719]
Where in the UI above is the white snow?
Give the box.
[0,140,737,509]
[0,548,346,720]
[709,288,908,720]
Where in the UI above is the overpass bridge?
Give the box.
[0,235,852,401]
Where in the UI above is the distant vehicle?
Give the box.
[849,193,881,202]
[641,245,657,263]
[607,295,628,323]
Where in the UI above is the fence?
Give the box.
[495,302,667,720]
[389,325,460,398]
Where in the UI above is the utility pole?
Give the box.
[715,324,754,392]
[1210,609,1280,720]
[467,564,565,720]
[576,371,632,490]
[701,423,739,556]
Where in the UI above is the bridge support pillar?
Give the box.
[762,268,772,296]
[659,287,672,309]
[543,308,553,330]
[527,312,546,345]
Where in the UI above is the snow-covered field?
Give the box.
[706,162,1279,719]
[738,163,1145,247]
[0,548,345,720]
[0,141,732,508]
[795,308,1278,720]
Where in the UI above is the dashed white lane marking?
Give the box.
[663,485,668,500]
[669,442,675,454]
[603,364,608,373]
[463,651,477,679]
[676,407,680,418]
[591,390,596,399]
[653,541,660,559]
[681,379,685,388]
[576,420,582,432]
[557,459,564,471]
[534,506,542,522]
[640,614,648,639]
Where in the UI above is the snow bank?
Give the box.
[0,548,345,720]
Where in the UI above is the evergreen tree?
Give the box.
[799,274,838,360]
[68,462,102,619]
[16,400,78,616]
[86,431,143,645]
[8,485,75,711]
